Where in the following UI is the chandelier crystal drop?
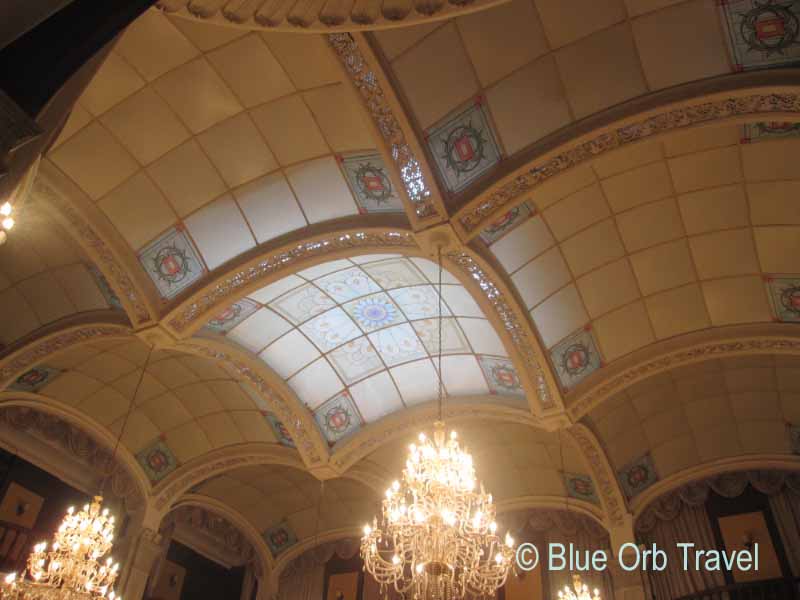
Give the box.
[558,575,600,600]
[1,496,122,600]
[361,422,516,600]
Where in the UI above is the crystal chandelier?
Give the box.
[361,246,516,600]
[1,497,122,599]
[557,575,600,600]
[1,346,156,600]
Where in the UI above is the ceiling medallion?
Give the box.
[361,247,516,600]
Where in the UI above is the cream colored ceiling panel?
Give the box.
[260,33,342,90]
[284,156,357,223]
[616,197,684,253]
[251,95,329,165]
[753,226,800,273]
[116,10,199,81]
[198,413,244,448]
[258,330,320,378]
[741,138,800,181]
[576,258,640,319]
[79,386,129,426]
[147,139,227,217]
[560,218,625,277]
[303,85,375,153]
[80,53,145,117]
[592,141,662,179]
[511,246,571,310]
[651,434,698,478]
[600,161,672,214]
[197,113,278,188]
[98,172,176,250]
[389,360,439,406]
[153,58,243,134]
[167,422,213,463]
[350,371,404,421]
[594,300,654,362]
[702,276,771,326]
[118,411,160,453]
[457,317,505,356]
[748,181,800,225]
[694,423,741,462]
[678,184,748,235]
[234,173,306,244]
[228,308,292,353]
[0,288,40,344]
[16,272,75,325]
[289,358,344,410]
[667,145,742,193]
[554,23,646,119]
[544,183,610,241]
[184,195,256,270]
[52,102,93,149]
[489,215,554,274]
[631,0,728,91]
[530,284,588,348]
[231,411,278,443]
[737,421,790,454]
[50,123,139,200]
[623,0,684,17]
[689,229,759,280]
[644,283,710,340]
[167,14,246,51]
[458,0,549,87]
[629,239,695,296]
[53,264,109,312]
[207,34,295,108]
[662,124,739,158]
[642,405,690,447]
[373,22,443,61]
[534,0,626,48]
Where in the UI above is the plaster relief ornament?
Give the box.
[138,227,206,300]
[550,330,602,392]
[342,154,404,214]
[618,454,659,500]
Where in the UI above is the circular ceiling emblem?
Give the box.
[16,368,50,388]
[153,245,191,284]
[627,465,650,489]
[354,162,393,204]
[146,448,170,473]
[561,343,591,376]
[352,297,397,329]
[739,1,800,56]
[325,405,352,434]
[570,477,593,497]
[780,284,800,315]
[443,124,487,174]
[490,364,520,391]
[210,303,243,327]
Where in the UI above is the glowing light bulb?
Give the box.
[0,202,11,216]
[489,521,497,534]
[364,525,372,536]
[392,555,400,565]
[5,573,16,584]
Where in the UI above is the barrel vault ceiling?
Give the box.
[1,0,799,570]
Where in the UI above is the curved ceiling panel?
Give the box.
[481,127,800,393]
[157,0,510,32]
[46,9,406,302]
[199,254,527,444]
[358,421,595,504]
[12,337,281,484]
[0,200,119,348]
[192,464,376,548]
[585,354,800,504]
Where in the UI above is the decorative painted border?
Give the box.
[166,230,416,333]
[567,424,627,528]
[328,34,441,222]
[457,92,800,234]
[0,324,132,386]
[33,177,153,325]
[568,329,800,420]
[445,250,555,409]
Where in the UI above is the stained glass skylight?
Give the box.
[202,255,525,445]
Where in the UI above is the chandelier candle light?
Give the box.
[558,575,600,600]
[0,347,156,599]
[361,246,517,600]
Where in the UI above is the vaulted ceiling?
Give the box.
[2,0,799,579]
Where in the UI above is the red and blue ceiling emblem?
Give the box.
[477,356,524,397]
[206,298,260,333]
[427,100,501,194]
[263,522,298,556]
[265,412,295,448]
[9,366,61,393]
[742,120,800,141]
[314,392,362,444]
[550,329,602,391]
[766,277,800,322]
[563,472,599,504]
[618,453,659,500]
[138,227,206,300]
[136,439,178,484]
[479,202,534,244]
[341,153,404,214]
[721,0,800,69]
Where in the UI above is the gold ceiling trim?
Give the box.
[455,85,800,238]
[176,338,330,467]
[566,424,627,528]
[157,0,508,33]
[34,164,156,326]
[0,322,132,386]
[0,395,152,506]
[331,398,538,472]
[445,249,557,411]
[629,455,800,519]
[567,324,800,421]
[165,228,417,335]
[328,33,445,226]
[152,442,306,513]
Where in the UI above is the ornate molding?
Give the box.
[568,327,800,420]
[152,444,305,513]
[328,34,443,224]
[445,250,556,410]
[0,405,145,511]
[34,171,153,325]
[332,399,537,471]
[0,323,132,386]
[167,504,255,564]
[567,424,627,528]
[158,0,508,32]
[456,91,800,235]
[166,229,417,334]
[176,339,328,467]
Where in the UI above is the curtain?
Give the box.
[637,502,725,600]
[768,486,800,576]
